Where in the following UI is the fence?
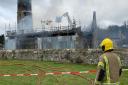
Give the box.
[0,49,128,66]
[0,60,97,85]
[0,60,127,85]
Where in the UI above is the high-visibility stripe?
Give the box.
[98,61,104,67]
[103,55,111,83]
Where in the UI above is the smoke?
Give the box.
[32,0,63,28]
[32,0,128,29]
[5,38,16,50]
[0,0,17,34]
[18,15,33,33]
[0,0,128,34]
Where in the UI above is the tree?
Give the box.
[0,34,5,45]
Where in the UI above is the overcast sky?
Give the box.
[0,0,128,34]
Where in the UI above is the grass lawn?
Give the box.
[0,60,127,85]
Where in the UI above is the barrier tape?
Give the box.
[0,69,127,77]
[0,70,96,77]
[122,69,128,71]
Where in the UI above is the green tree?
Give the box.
[0,34,5,45]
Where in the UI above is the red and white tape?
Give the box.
[46,70,96,75]
[0,70,96,77]
[0,69,127,77]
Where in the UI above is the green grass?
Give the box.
[0,60,127,85]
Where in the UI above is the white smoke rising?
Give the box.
[0,0,128,34]
[32,0,128,29]
[18,15,33,33]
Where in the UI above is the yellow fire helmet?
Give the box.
[100,38,113,51]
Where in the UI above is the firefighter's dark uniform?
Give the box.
[95,38,122,85]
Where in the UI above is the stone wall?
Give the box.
[0,49,128,66]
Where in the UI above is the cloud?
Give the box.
[32,0,128,28]
[0,0,17,34]
[0,0,128,34]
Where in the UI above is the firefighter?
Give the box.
[95,38,122,85]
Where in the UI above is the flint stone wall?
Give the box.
[0,49,128,66]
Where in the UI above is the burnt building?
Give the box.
[7,0,125,50]
[17,0,33,32]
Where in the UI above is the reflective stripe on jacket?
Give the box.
[95,52,122,85]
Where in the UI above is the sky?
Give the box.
[0,0,128,34]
